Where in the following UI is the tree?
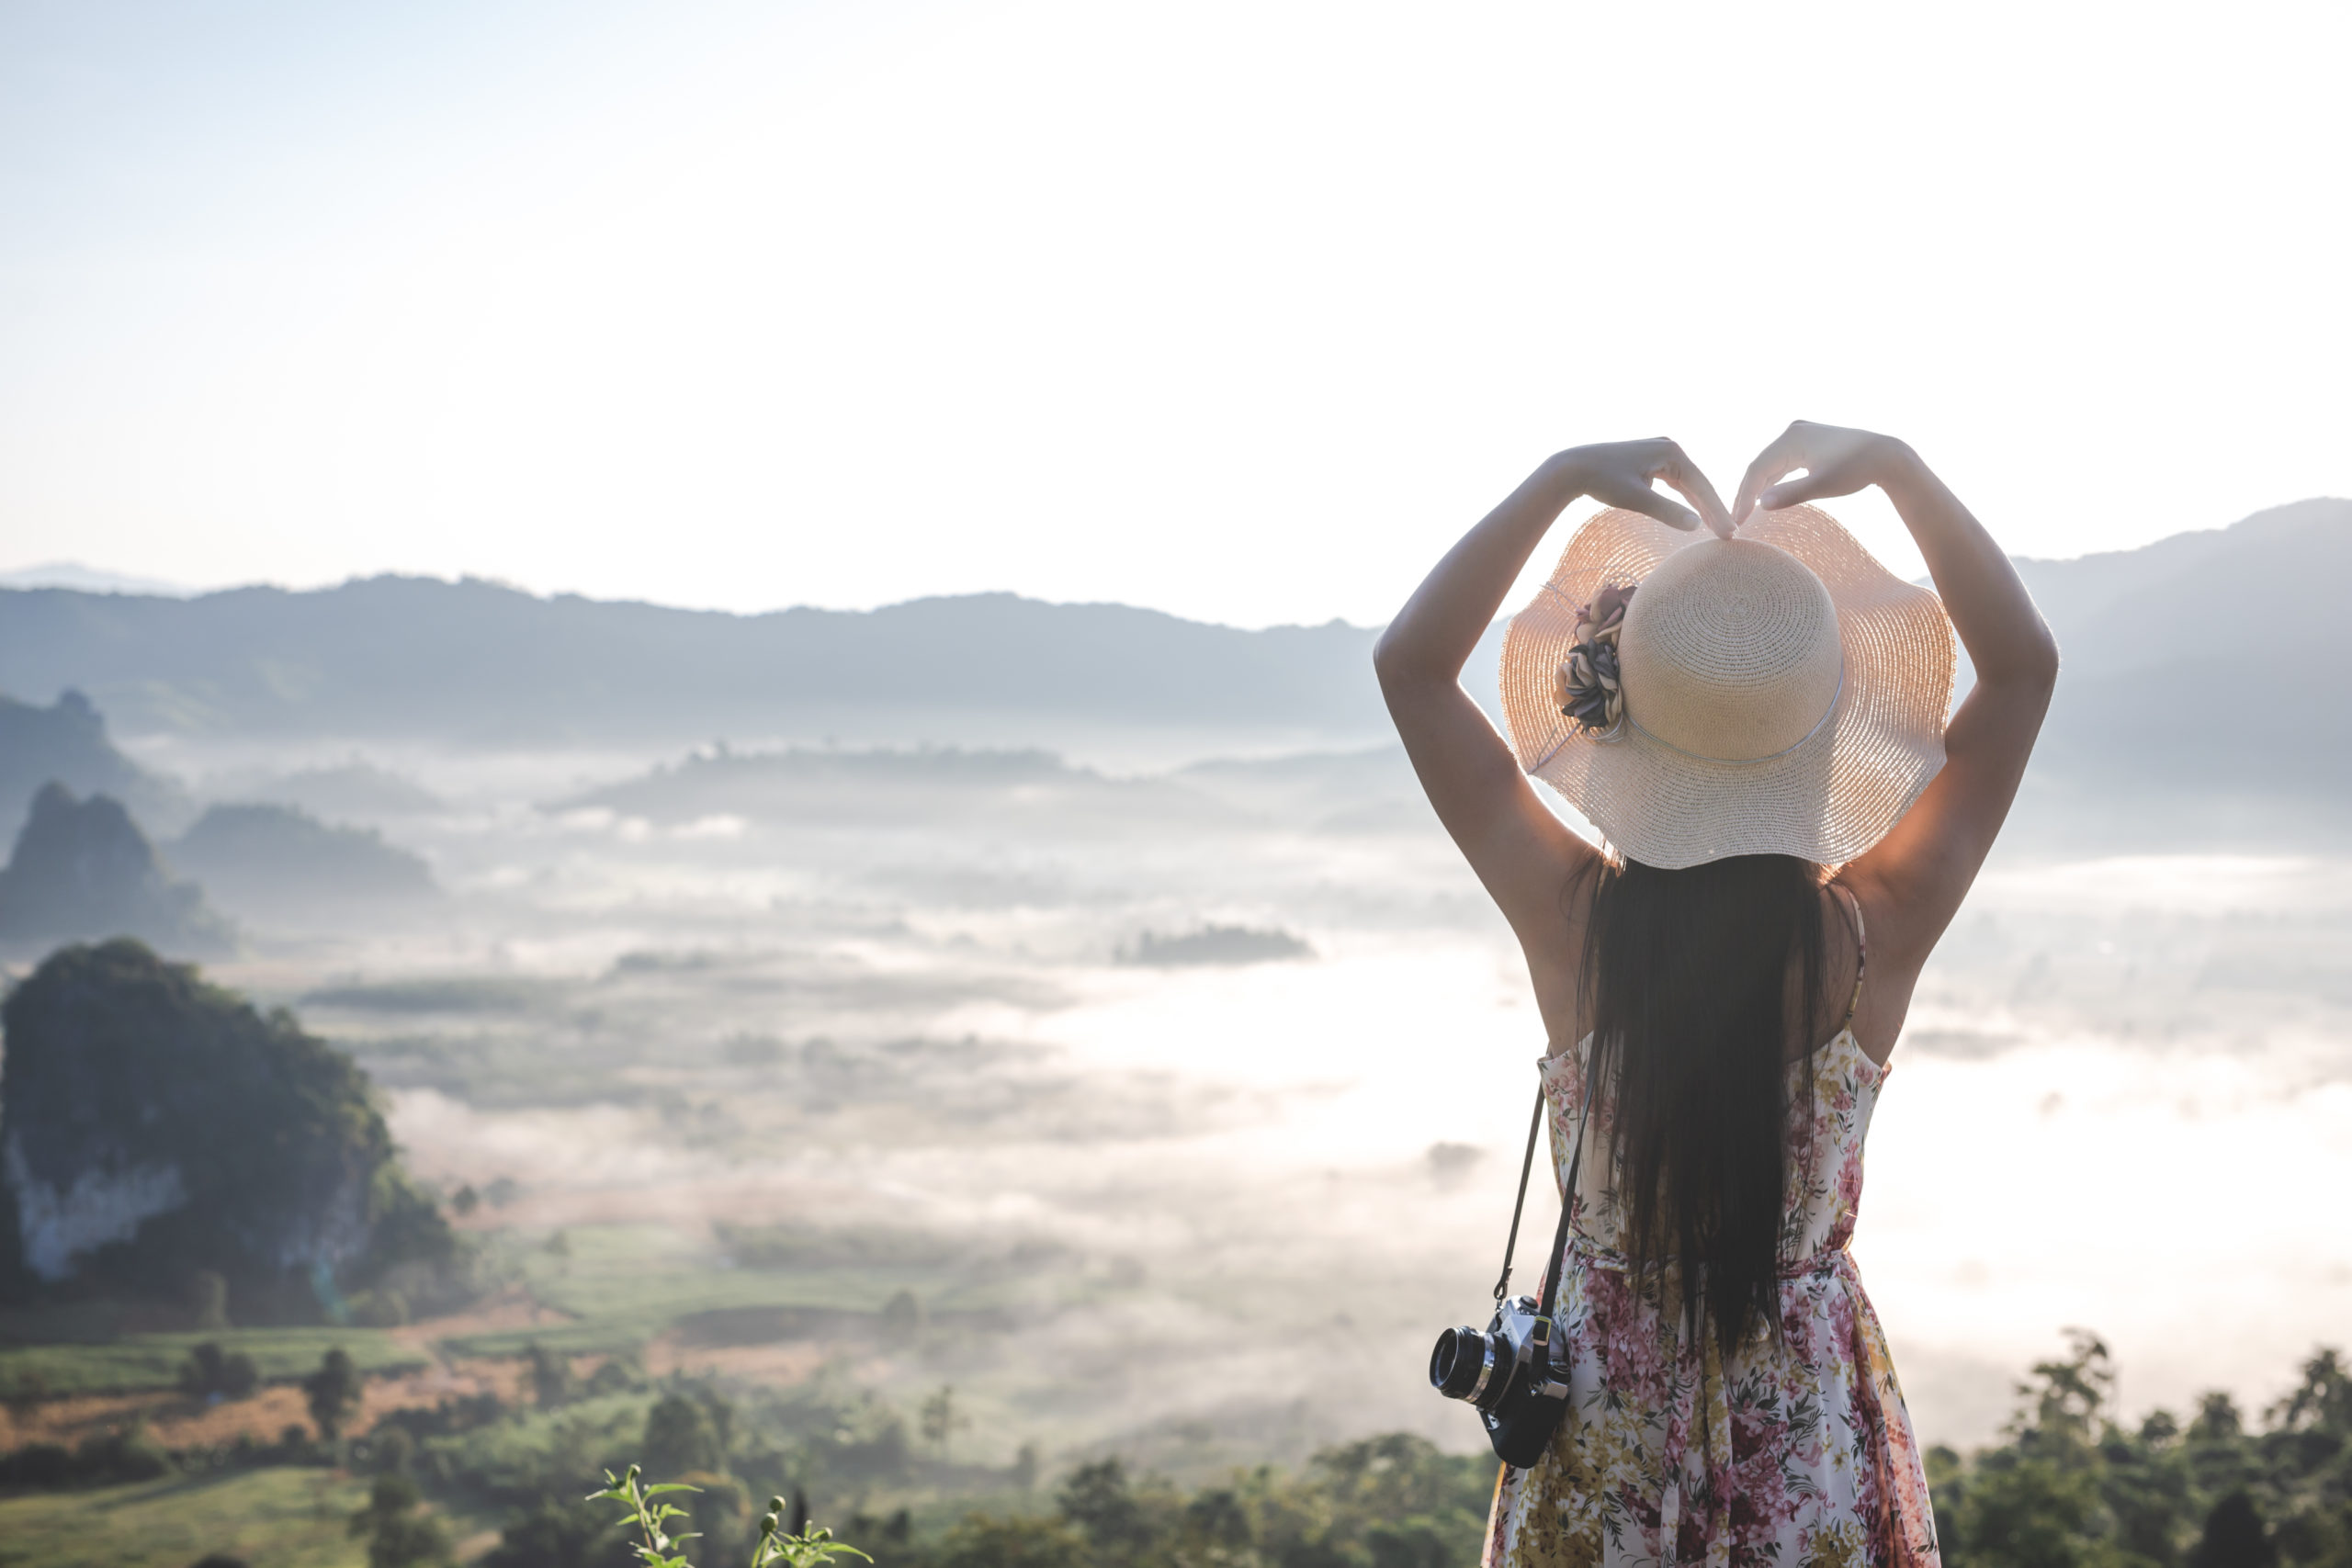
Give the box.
[932,1515,1088,1568]
[482,1496,636,1568]
[920,1385,970,1462]
[1947,1335,2115,1568]
[1056,1459,1159,1562]
[2193,1392,2246,1443]
[188,1269,231,1330]
[1925,1336,2352,1568]
[644,1393,726,1478]
[526,1341,576,1409]
[2192,1493,2278,1568]
[1182,1488,1251,1551]
[369,1426,418,1477]
[350,1473,454,1568]
[304,1347,364,1442]
[880,1291,923,1335]
[2269,1348,2352,1436]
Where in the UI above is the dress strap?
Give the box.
[1832,882,1867,1034]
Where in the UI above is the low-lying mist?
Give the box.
[70,729,2352,1465]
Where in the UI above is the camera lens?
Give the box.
[1430,1325,1491,1400]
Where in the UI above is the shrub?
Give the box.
[179,1341,261,1401]
[4,1441,73,1488]
[74,1426,173,1484]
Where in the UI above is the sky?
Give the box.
[3,0,2347,627]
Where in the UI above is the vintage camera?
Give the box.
[1429,1292,1572,1467]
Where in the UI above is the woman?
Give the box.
[1374,423,2057,1568]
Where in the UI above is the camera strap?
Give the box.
[1491,1076,1592,1312]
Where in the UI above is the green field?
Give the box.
[0,1467,379,1568]
[0,1329,425,1399]
[443,1224,1023,1359]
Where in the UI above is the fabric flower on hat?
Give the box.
[1556,582,1634,737]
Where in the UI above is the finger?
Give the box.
[1732,433,1807,526]
[1616,487,1703,532]
[1649,445,1736,538]
[1756,470,1826,512]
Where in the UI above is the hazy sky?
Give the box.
[4,0,2346,626]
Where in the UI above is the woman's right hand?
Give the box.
[1730,421,1916,527]
[1560,438,1735,538]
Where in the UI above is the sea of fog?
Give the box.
[133,729,2352,1460]
[1001,895,2352,1448]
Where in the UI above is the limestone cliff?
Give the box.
[0,940,459,1323]
[0,689,187,842]
[0,783,232,954]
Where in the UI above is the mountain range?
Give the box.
[0,498,2344,843]
[0,577,1386,750]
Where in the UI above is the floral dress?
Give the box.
[1483,1028,1940,1568]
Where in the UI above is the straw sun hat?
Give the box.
[1498,504,1956,870]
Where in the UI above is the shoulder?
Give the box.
[1827,867,1925,1065]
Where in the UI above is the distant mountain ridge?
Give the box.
[2009,498,2352,804]
[2012,499,2348,680]
[168,803,439,919]
[0,561,194,596]
[0,580,1390,748]
[0,499,2345,819]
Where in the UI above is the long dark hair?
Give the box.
[1576,852,1827,1358]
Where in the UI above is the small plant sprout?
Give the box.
[592,1465,871,1568]
[753,1495,870,1568]
[590,1463,702,1568]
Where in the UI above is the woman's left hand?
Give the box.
[1561,438,1736,538]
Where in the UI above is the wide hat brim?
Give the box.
[1498,504,1956,870]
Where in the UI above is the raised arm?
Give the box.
[1733,422,2059,990]
[1375,440,1732,961]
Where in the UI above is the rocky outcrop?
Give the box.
[0,940,459,1322]
[169,802,437,923]
[0,784,231,953]
[0,689,187,842]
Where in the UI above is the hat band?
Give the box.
[1529,655,1845,773]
